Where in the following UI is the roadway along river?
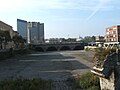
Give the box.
[0,50,93,81]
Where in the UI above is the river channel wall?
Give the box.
[0,48,28,60]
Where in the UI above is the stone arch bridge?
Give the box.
[29,43,85,52]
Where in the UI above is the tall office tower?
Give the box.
[39,23,44,43]
[28,22,44,44]
[17,19,27,40]
[17,19,44,44]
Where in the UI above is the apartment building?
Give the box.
[95,36,105,46]
[0,20,18,49]
[0,20,14,39]
[104,25,120,45]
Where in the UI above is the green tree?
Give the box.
[12,35,26,48]
[0,30,11,49]
[81,36,95,43]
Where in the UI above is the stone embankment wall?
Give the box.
[91,49,120,90]
[91,67,115,90]
[100,72,115,90]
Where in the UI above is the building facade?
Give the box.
[104,25,120,45]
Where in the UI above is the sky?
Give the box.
[0,0,120,39]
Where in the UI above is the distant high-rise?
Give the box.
[28,22,44,44]
[39,23,44,43]
[17,19,44,44]
[17,19,27,40]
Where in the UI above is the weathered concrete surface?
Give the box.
[0,50,93,81]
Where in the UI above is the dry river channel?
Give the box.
[0,50,94,90]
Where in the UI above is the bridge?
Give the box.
[29,43,85,52]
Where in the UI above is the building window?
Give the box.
[114,39,116,41]
[111,39,113,41]
[113,35,116,37]
[113,31,116,34]
[113,28,116,30]
[106,32,109,34]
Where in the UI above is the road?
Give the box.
[0,50,93,81]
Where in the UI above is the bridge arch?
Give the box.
[60,46,71,51]
[73,45,84,50]
[46,46,57,51]
[35,47,44,52]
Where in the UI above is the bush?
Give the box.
[93,47,116,67]
[76,72,100,90]
[0,79,52,90]
[0,48,30,60]
[0,50,14,60]
[87,86,100,90]
[94,47,116,61]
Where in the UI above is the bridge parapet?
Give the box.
[29,43,85,52]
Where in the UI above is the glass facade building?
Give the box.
[28,22,44,44]
[17,19,44,44]
[17,19,27,40]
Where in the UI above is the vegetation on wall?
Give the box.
[93,47,116,68]
[0,30,11,49]
[75,72,100,90]
[13,35,26,48]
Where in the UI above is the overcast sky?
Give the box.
[0,0,120,38]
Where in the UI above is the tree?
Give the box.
[12,35,26,48]
[0,31,4,49]
[81,36,95,43]
[91,36,96,42]
[0,30,11,49]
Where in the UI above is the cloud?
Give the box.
[0,0,106,11]
[0,0,117,16]
[85,0,112,21]
[42,0,98,10]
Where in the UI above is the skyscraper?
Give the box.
[17,19,27,40]
[17,19,44,44]
[28,22,44,44]
[39,23,44,43]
